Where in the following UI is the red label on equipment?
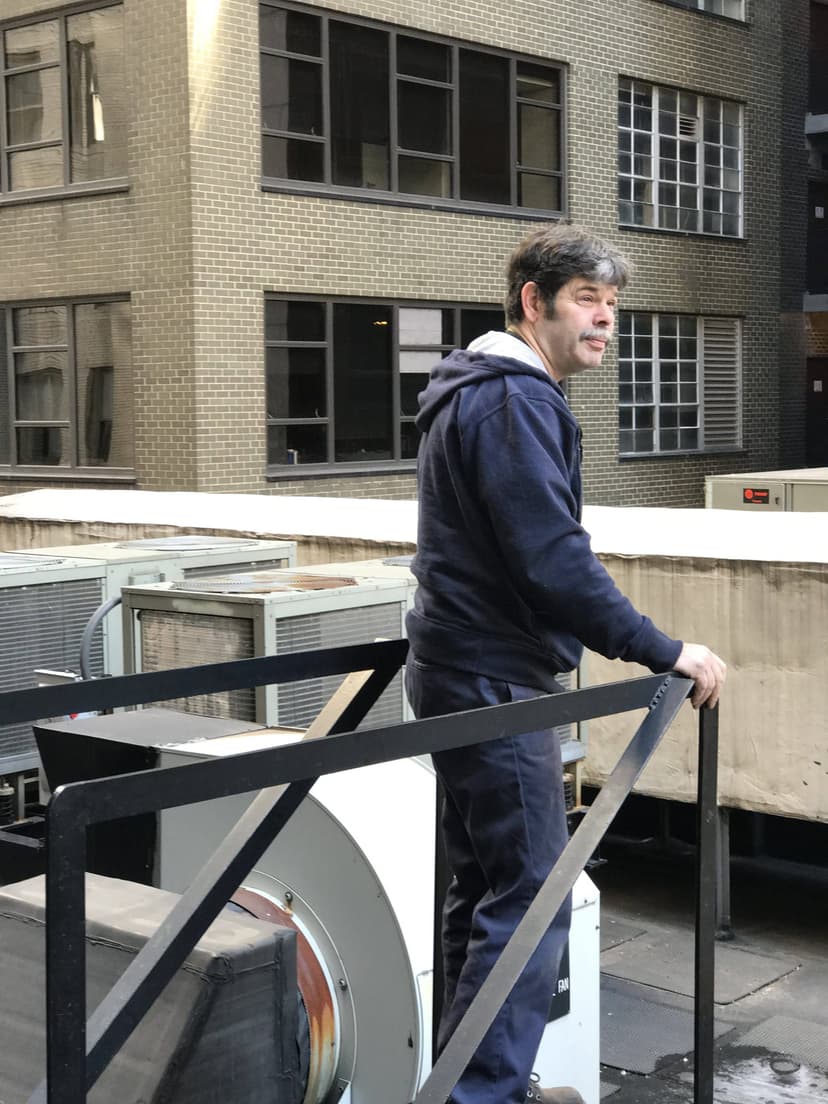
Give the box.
[743,487,769,504]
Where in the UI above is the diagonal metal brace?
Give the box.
[413,673,693,1104]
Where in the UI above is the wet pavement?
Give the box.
[593,841,828,1103]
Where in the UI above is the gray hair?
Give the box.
[505,224,630,323]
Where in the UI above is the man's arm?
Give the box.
[469,392,726,705]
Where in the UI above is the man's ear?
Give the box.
[520,281,546,323]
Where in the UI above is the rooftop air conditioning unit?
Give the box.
[23,537,297,677]
[705,467,828,511]
[292,557,584,773]
[0,552,108,776]
[121,569,410,731]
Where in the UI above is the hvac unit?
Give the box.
[293,556,584,782]
[24,536,297,677]
[33,708,601,1104]
[122,569,411,731]
[0,552,108,776]
[705,467,828,511]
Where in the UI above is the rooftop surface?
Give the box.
[594,840,828,1104]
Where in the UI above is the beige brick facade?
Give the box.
[0,0,811,505]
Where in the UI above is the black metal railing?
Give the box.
[0,640,717,1104]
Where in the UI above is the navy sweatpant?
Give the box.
[405,656,571,1104]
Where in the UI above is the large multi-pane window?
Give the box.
[618,79,742,236]
[265,298,502,468]
[0,299,133,470]
[259,2,564,214]
[0,3,126,195]
[618,312,741,456]
[663,0,745,19]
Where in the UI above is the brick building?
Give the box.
[0,0,813,505]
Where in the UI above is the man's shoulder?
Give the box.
[459,365,571,421]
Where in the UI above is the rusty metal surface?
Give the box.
[231,887,337,1104]
[176,572,357,593]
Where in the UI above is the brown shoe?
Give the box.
[526,1075,585,1104]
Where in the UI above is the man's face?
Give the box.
[530,277,618,382]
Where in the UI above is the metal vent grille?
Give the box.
[702,317,741,449]
[274,604,404,729]
[0,579,105,766]
[678,114,698,138]
[139,610,257,721]
[137,602,404,730]
[554,669,576,747]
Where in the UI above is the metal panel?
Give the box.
[0,578,105,767]
[138,610,256,721]
[135,601,406,730]
[274,603,405,727]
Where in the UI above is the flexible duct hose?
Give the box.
[80,596,123,680]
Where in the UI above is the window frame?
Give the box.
[654,0,747,22]
[618,77,744,238]
[259,0,567,220]
[0,293,134,479]
[264,294,503,476]
[617,310,743,458]
[0,0,128,205]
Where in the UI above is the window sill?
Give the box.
[0,467,137,482]
[619,447,747,461]
[618,223,746,243]
[267,460,417,480]
[0,178,129,210]
[261,178,564,223]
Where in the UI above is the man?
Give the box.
[404,224,726,1104]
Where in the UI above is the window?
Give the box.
[0,299,133,470]
[0,3,126,195]
[265,298,503,467]
[618,313,741,456]
[662,0,745,19]
[618,79,743,236]
[259,2,564,214]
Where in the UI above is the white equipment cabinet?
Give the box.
[704,466,828,511]
[0,551,108,775]
[121,569,412,731]
[26,536,297,676]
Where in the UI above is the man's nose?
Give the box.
[594,301,614,327]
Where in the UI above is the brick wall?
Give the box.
[0,0,810,507]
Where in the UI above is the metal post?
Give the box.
[432,780,450,1060]
[716,806,733,940]
[693,704,719,1104]
[44,804,87,1104]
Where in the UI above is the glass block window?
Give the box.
[618,79,742,236]
[618,313,741,455]
[259,1,564,214]
[0,4,127,195]
[265,297,502,468]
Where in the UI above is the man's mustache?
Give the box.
[579,328,611,342]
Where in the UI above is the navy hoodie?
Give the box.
[406,331,682,691]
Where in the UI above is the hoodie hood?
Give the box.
[415,331,559,432]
